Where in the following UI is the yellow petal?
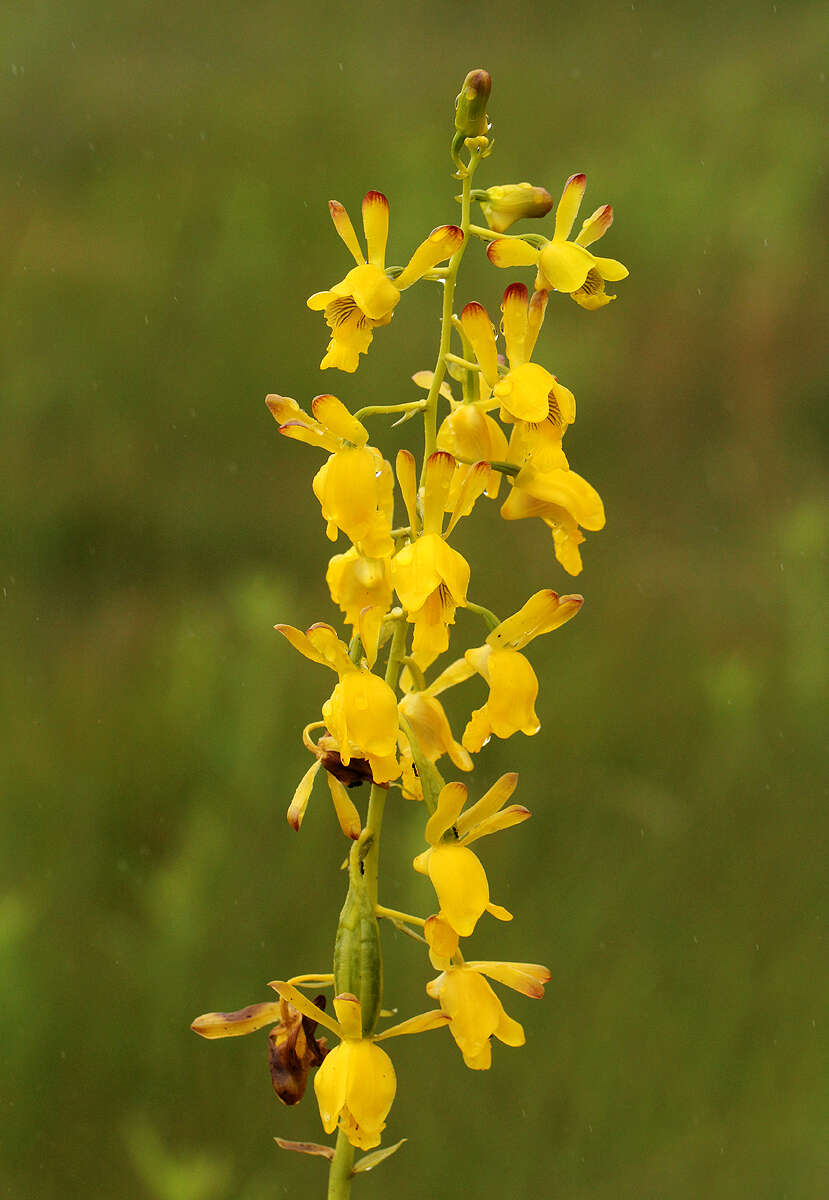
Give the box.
[311,394,368,446]
[466,961,551,998]
[513,466,605,530]
[427,656,476,698]
[425,843,489,937]
[524,289,549,359]
[485,901,513,922]
[358,604,385,670]
[306,623,355,674]
[338,1040,396,1149]
[307,289,337,311]
[396,225,464,290]
[494,1009,525,1047]
[422,451,455,535]
[572,288,615,312]
[373,1009,450,1041]
[333,993,363,1037]
[501,282,529,368]
[486,239,540,269]
[463,804,531,845]
[412,369,455,403]
[424,781,468,844]
[433,537,471,604]
[485,648,540,738]
[365,750,401,785]
[462,700,492,752]
[462,1043,492,1070]
[326,774,362,840]
[551,378,577,426]
[537,240,595,293]
[191,1001,283,1039]
[444,461,489,537]
[410,607,452,670]
[287,760,322,831]
[398,692,472,772]
[455,772,518,836]
[342,264,400,322]
[575,203,613,247]
[324,672,400,765]
[392,533,469,613]
[313,1043,349,1134]
[275,623,335,670]
[438,968,503,1066]
[553,173,586,242]
[487,589,584,651]
[424,916,459,970]
[460,301,499,386]
[313,447,395,556]
[495,362,557,424]
[326,548,392,630]
[328,200,366,265]
[396,449,419,534]
[361,190,389,268]
[553,524,585,575]
[437,405,509,465]
[278,419,340,452]
[591,254,629,282]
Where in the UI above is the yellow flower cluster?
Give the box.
[191,68,627,1184]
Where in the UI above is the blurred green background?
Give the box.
[2,0,827,1196]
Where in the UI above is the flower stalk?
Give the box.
[190,66,628,1196]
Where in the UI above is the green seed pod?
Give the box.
[333,868,383,1036]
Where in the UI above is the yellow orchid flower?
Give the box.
[270,985,449,1150]
[312,447,395,559]
[275,623,400,783]
[307,191,464,372]
[266,392,395,558]
[486,173,628,305]
[398,686,473,778]
[412,777,528,936]
[326,546,393,641]
[409,368,504,509]
[435,388,510,505]
[423,590,583,751]
[500,462,605,576]
[391,451,482,669]
[461,285,568,426]
[426,959,550,1070]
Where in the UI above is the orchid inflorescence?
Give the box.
[191,68,627,1197]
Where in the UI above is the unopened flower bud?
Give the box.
[477,183,553,233]
[454,69,491,138]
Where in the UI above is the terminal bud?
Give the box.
[454,69,491,138]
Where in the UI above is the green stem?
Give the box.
[467,223,546,247]
[363,619,407,904]
[353,401,425,421]
[327,1129,355,1200]
[421,153,480,480]
[444,352,480,372]
[467,222,506,241]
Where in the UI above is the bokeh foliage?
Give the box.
[1,0,827,1196]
